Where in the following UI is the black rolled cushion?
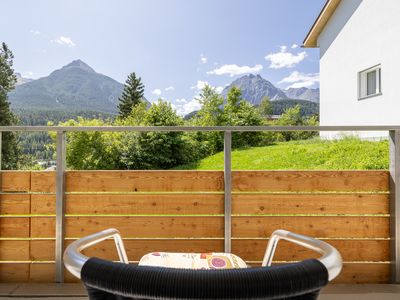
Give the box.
[81,257,329,300]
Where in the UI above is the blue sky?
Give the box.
[2,0,325,115]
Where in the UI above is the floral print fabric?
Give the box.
[138,252,248,269]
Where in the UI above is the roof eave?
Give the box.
[303,0,342,48]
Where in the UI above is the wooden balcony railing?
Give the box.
[0,125,399,284]
[0,169,390,283]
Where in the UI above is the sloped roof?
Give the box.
[303,0,342,48]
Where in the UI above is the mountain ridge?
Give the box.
[284,87,319,102]
[221,74,319,104]
[15,73,33,86]
[9,60,148,114]
[10,62,318,116]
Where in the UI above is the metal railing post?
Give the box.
[224,131,232,253]
[55,131,66,283]
[389,130,400,283]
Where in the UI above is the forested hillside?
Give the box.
[15,110,116,161]
[270,99,319,116]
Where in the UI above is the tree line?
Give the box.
[57,80,317,170]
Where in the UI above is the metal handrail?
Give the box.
[1,125,400,132]
[262,229,342,281]
[63,228,129,279]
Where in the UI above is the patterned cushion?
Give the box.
[139,252,248,269]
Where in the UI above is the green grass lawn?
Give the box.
[175,138,389,170]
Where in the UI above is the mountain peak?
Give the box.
[221,74,320,104]
[221,74,287,104]
[62,59,95,73]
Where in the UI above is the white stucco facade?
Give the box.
[318,0,400,138]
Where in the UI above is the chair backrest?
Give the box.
[81,257,329,300]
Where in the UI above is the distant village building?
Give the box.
[303,0,400,138]
[268,115,281,121]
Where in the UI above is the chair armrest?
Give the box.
[63,228,128,279]
[262,229,342,281]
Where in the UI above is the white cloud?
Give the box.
[265,46,307,69]
[207,64,263,77]
[278,71,320,88]
[191,80,209,90]
[173,98,201,116]
[165,86,175,91]
[200,54,208,64]
[152,89,162,96]
[52,36,76,47]
[291,44,299,49]
[22,71,34,77]
[215,86,224,93]
[191,81,224,94]
[30,30,41,36]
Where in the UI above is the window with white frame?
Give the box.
[358,65,381,99]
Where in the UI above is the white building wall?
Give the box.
[318,0,400,138]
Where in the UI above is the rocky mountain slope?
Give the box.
[284,87,319,102]
[221,74,319,104]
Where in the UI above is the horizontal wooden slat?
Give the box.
[29,263,53,283]
[31,171,224,193]
[28,193,391,216]
[31,216,224,238]
[29,264,78,283]
[30,239,224,261]
[31,171,390,192]
[0,194,30,215]
[0,241,30,261]
[232,239,390,262]
[232,171,389,192]
[232,216,389,238]
[0,171,31,192]
[31,194,224,215]
[30,171,55,193]
[233,194,389,215]
[0,218,30,237]
[333,263,390,284]
[0,264,29,282]
[67,171,224,192]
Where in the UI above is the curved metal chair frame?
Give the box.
[64,228,342,300]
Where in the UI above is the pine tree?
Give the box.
[118,72,145,118]
[0,42,20,169]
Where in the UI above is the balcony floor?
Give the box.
[0,284,399,299]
